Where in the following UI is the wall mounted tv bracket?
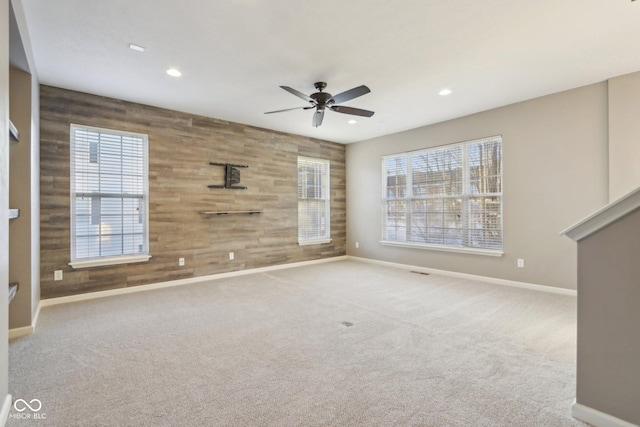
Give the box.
[208,162,248,189]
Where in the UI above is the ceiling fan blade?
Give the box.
[313,109,325,127]
[264,106,313,114]
[280,86,314,103]
[329,85,371,105]
[330,105,375,117]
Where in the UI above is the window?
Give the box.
[298,156,330,245]
[382,136,503,255]
[69,124,150,268]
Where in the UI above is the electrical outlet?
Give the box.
[517,259,525,268]
[179,258,185,266]
[54,270,63,281]
[355,242,359,249]
[229,252,234,260]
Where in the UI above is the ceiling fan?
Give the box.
[265,82,374,127]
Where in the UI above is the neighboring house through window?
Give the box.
[298,156,330,245]
[381,136,503,255]
[69,124,150,268]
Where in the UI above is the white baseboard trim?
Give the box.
[8,325,33,341]
[347,256,577,296]
[9,300,43,340]
[41,256,348,308]
[572,400,638,427]
[0,394,12,427]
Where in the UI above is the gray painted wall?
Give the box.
[576,207,640,425]
[8,66,34,329]
[608,71,640,202]
[346,83,609,290]
[7,0,40,336]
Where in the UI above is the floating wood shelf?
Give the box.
[9,208,20,219]
[9,119,19,142]
[199,210,262,216]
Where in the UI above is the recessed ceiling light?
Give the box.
[439,88,453,96]
[347,119,357,124]
[129,44,145,52]
[166,68,182,77]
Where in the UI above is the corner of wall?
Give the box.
[607,70,640,202]
[1,394,13,427]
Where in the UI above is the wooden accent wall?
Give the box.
[40,85,346,298]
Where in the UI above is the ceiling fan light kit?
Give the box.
[265,82,375,127]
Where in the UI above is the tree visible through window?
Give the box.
[70,125,149,264]
[382,136,502,252]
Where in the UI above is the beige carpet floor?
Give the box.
[8,260,585,426]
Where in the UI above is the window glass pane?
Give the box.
[382,137,502,251]
[297,157,330,242]
[467,196,503,249]
[412,146,463,196]
[101,234,123,257]
[409,198,462,245]
[123,234,145,255]
[384,157,407,199]
[383,200,407,241]
[75,236,100,259]
[298,200,328,240]
[468,140,502,194]
[71,125,148,260]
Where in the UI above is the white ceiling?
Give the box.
[16,0,640,144]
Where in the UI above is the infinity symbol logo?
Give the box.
[14,398,42,412]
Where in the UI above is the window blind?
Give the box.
[382,136,502,251]
[70,125,149,261]
[298,157,330,244]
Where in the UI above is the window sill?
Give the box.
[298,239,332,246]
[380,240,503,257]
[69,254,152,269]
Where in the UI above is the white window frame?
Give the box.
[381,136,503,256]
[297,156,331,245]
[69,124,151,269]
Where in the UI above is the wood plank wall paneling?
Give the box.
[40,85,346,298]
